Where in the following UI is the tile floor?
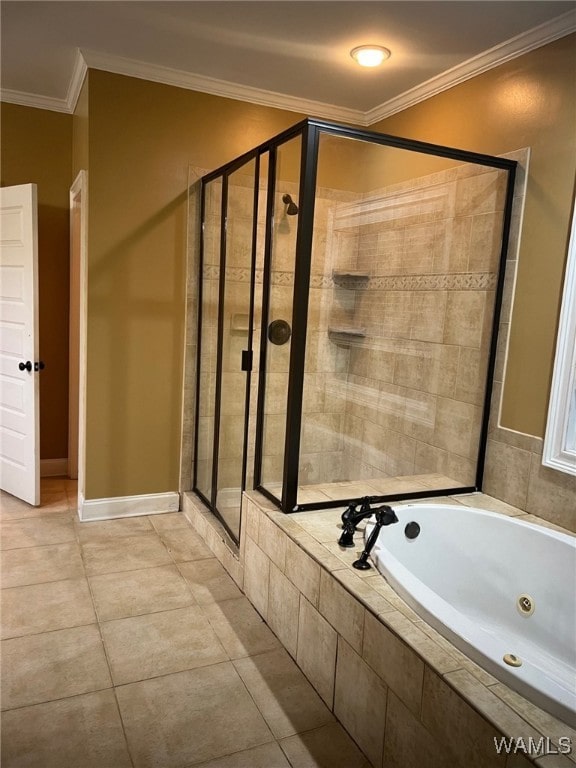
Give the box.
[0,479,371,768]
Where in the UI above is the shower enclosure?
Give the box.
[193,118,516,543]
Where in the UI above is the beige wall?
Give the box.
[371,33,576,437]
[83,70,305,499]
[0,103,73,461]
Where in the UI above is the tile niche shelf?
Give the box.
[329,271,370,344]
[332,270,370,289]
[327,326,367,344]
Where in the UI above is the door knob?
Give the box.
[18,361,44,372]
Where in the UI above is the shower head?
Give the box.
[282,193,299,216]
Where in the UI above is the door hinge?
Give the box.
[241,350,253,372]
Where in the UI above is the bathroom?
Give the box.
[1,5,575,767]
[181,114,576,765]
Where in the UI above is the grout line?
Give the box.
[0,537,77,552]
[1,685,116,715]
[0,508,74,522]
[229,654,279,741]
[82,561,177,577]
[1,572,88,591]
[1,619,100,643]
[108,658,233,691]
[380,685,391,768]
[95,600,200,625]
[0,537,80,552]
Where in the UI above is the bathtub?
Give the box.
[365,503,576,726]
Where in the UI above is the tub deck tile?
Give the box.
[421,668,508,768]
[413,619,499,688]
[362,611,425,717]
[444,669,547,744]
[380,611,462,677]
[489,682,576,760]
[333,568,397,617]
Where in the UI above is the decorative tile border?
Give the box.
[370,273,497,291]
[202,265,497,292]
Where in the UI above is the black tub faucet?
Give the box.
[353,505,399,570]
[338,496,379,547]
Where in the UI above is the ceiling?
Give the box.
[1,1,575,124]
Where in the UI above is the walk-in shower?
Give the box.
[193,118,516,543]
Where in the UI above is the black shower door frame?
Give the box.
[194,119,314,539]
[194,150,262,542]
[194,118,518,520]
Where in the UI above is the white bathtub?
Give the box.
[365,503,576,726]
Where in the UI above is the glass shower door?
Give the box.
[296,129,512,507]
[213,159,258,539]
[195,157,260,542]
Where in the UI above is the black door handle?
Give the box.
[18,361,45,372]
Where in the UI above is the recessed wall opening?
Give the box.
[192,118,517,544]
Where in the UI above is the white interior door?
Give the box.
[0,183,40,505]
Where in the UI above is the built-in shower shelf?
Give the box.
[230,313,250,333]
[332,270,370,288]
[328,326,367,344]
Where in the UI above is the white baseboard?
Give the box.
[40,458,68,477]
[79,491,180,522]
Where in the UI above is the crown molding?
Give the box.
[0,88,71,113]
[81,48,363,125]
[66,48,88,112]
[365,8,576,125]
[0,48,87,114]
[1,9,574,123]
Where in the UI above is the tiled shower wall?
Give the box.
[295,188,357,487]
[258,184,359,490]
[325,164,509,488]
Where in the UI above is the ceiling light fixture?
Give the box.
[350,45,391,68]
